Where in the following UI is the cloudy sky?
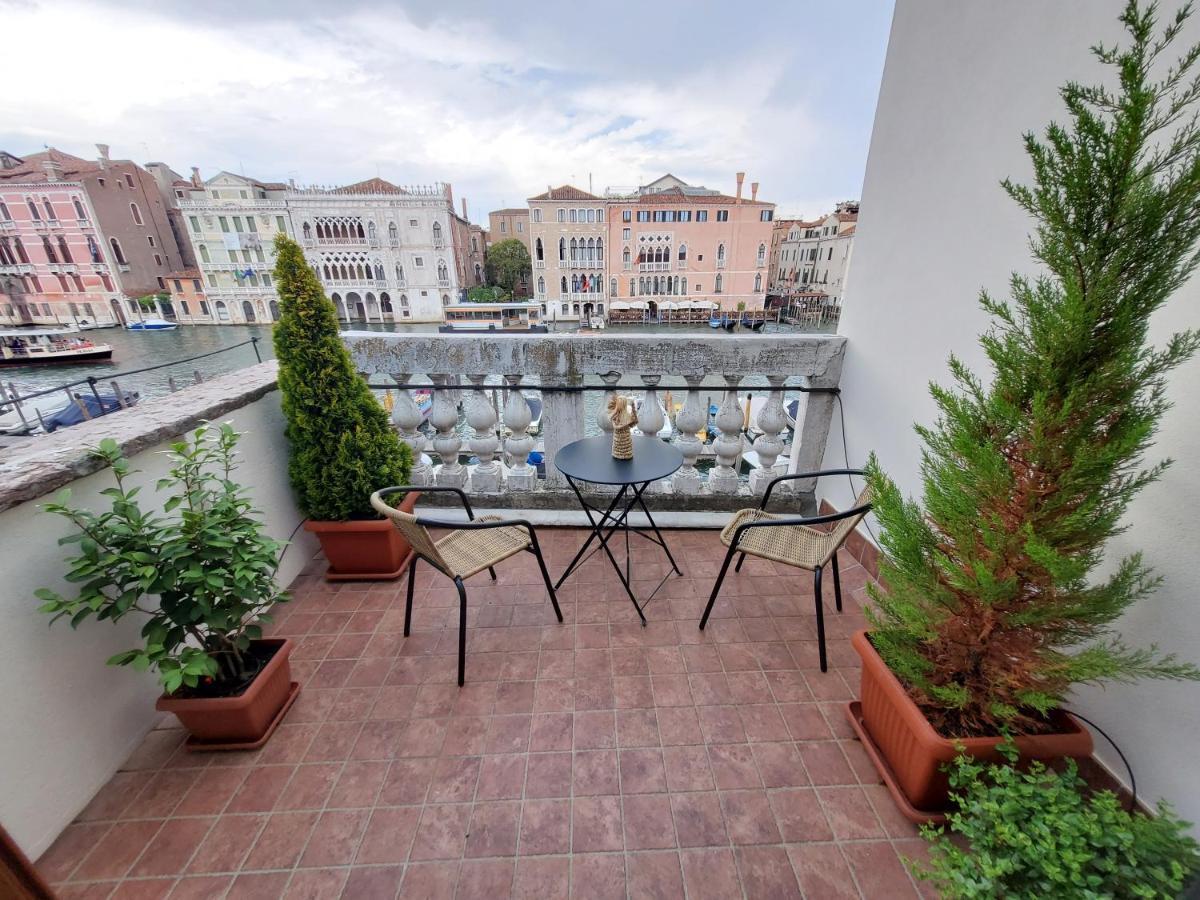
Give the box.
[0,0,894,221]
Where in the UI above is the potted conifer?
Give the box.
[854,2,1200,818]
[272,234,415,580]
[38,426,296,748]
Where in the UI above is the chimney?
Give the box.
[735,172,745,204]
[43,155,64,182]
[445,182,454,209]
[751,182,759,201]
[190,166,202,187]
[96,143,110,169]
[461,197,468,219]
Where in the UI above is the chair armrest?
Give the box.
[413,516,534,532]
[760,468,866,510]
[373,485,476,520]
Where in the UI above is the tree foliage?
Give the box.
[37,426,288,694]
[914,745,1200,899]
[867,1,1200,736]
[485,238,531,296]
[272,234,411,521]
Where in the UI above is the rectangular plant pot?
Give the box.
[851,629,1093,813]
[306,491,419,582]
[157,638,295,746]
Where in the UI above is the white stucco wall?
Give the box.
[0,377,317,858]
[822,0,1200,821]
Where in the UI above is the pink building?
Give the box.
[605,173,775,317]
[0,146,186,327]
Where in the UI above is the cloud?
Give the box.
[0,0,894,218]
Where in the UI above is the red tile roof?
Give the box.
[0,148,101,183]
[528,185,602,201]
[331,177,407,195]
[490,208,529,216]
[626,187,771,206]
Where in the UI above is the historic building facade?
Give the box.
[604,173,776,318]
[0,146,186,327]
[527,186,607,322]
[176,172,291,324]
[487,208,530,253]
[286,178,462,324]
[768,201,858,306]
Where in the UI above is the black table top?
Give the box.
[555,434,683,486]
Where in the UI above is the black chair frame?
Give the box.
[376,486,563,686]
[697,469,872,672]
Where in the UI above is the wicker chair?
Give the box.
[370,486,562,686]
[698,469,872,672]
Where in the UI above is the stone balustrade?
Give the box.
[344,332,846,508]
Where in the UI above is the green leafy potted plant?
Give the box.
[913,745,1200,899]
[37,425,296,748]
[855,1,1200,816]
[272,233,414,580]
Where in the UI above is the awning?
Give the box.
[610,301,630,310]
[629,300,648,309]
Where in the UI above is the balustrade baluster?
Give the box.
[672,375,705,495]
[503,374,536,490]
[637,375,666,493]
[428,374,466,487]
[750,376,788,495]
[465,374,500,492]
[709,375,744,494]
[390,373,431,486]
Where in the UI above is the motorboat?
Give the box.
[75,319,118,331]
[126,317,178,331]
[0,393,63,434]
[0,328,114,366]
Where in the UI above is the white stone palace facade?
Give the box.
[288,179,464,324]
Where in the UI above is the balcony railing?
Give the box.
[0,220,15,231]
[322,278,388,289]
[562,258,604,269]
[316,236,367,246]
[534,260,546,269]
[344,332,845,502]
[639,262,670,272]
[437,279,451,288]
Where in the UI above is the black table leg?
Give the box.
[630,482,683,576]
[555,478,630,588]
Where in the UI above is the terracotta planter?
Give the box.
[849,629,1093,818]
[157,638,298,750]
[305,491,419,581]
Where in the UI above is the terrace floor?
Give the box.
[36,527,934,899]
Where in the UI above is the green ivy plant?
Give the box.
[914,744,1200,899]
[36,424,288,694]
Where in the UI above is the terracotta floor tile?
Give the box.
[572,796,623,852]
[174,766,250,816]
[573,750,620,796]
[341,865,404,900]
[616,708,660,747]
[618,748,666,793]
[474,754,526,801]
[167,875,234,898]
[457,858,515,899]
[186,815,265,874]
[355,806,419,864]
[464,800,521,859]
[573,711,617,750]
[625,850,685,899]
[73,819,164,881]
[661,745,715,793]
[842,841,922,899]
[130,816,215,877]
[734,845,803,900]
[670,792,727,848]
[570,853,626,900]
[707,743,762,790]
[751,741,809,788]
[513,856,570,898]
[524,752,571,798]
[787,843,859,900]
[297,808,368,867]
[530,712,573,751]
[623,794,676,850]
[719,791,781,845]
[679,848,743,900]
[817,785,887,839]
[398,861,458,900]
[37,822,112,883]
[226,871,290,899]
[110,876,175,899]
[798,741,856,785]
[227,766,296,813]
[427,755,481,803]
[518,798,570,855]
[409,803,472,860]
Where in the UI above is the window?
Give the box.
[715,274,723,293]
[622,227,631,240]
[609,278,617,297]
[532,209,541,223]
[147,235,156,247]
[500,220,507,233]
[597,208,605,223]
[409,219,418,227]
[637,211,650,222]
[585,209,594,223]
[192,278,201,291]
[276,216,286,234]
[560,276,567,294]
[559,238,566,261]
[180,300,190,316]
[97,177,105,188]
[537,276,545,295]
[622,209,631,222]
[87,235,100,262]
[199,244,210,263]
[557,209,565,223]
[109,237,127,265]
[569,209,577,223]
[14,237,28,263]
[760,210,773,222]
[717,243,726,266]
[173,279,183,291]
[218,216,229,233]
[754,273,762,292]
[57,236,71,263]
[678,244,687,261]
[124,173,135,188]
[43,198,55,220]
[154,253,163,266]
[0,201,9,221]
[157,276,166,290]
[246,216,258,233]
[43,236,57,263]
[757,243,766,265]
[697,210,708,222]
[129,202,143,225]
[26,199,40,221]
[414,256,424,267]
[516,221,523,233]
[232,216,244,233]
[200,300,210,315]
[535,237,544,261]
[716,210,729,222]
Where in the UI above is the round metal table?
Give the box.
[554,434,684,624]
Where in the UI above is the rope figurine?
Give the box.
[608,395,638,460]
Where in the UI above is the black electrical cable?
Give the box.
[1061,708,1139,813]
[271,517,310,577]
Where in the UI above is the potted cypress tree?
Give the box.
[854,1,1200,817]
[38,426,296,748]
[272,234,415,580]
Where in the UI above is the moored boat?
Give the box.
[0,328,114,366]
[126,317,178,331]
